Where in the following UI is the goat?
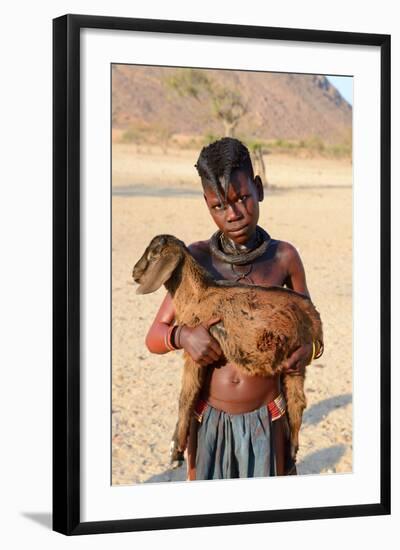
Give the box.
[132,234,323,467]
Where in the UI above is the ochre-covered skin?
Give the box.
[142,170,323,479]
[144,237,320,478]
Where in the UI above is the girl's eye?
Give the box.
[213,196,248,210]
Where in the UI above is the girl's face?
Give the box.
[203,169,264,245]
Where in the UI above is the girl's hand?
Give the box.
[179,317,223,367]
[282,342,313,376]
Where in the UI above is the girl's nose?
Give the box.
[226,202,242,221]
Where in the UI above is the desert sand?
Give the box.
[112,145,352,484]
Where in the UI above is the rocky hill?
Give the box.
[112,64,352,144]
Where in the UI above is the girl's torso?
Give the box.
[193,237,290,414]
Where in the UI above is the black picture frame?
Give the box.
[53,13,391,535]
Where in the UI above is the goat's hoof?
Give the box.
[170,458,184,469]
[290,443,299,462]
[169,440,185,468]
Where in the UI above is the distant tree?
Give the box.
[165,69,248,138]
[154,123,174,154]
[212,88,248,137]
[246,139,268,187]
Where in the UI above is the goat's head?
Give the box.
[132,234,185,294]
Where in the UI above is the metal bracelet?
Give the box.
[174,324,185,349]
[165,325,176,351]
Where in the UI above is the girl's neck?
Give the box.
[221,230,259,253]
[210,225,272,266]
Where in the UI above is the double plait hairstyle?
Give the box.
[194,137,254,204]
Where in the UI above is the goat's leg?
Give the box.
[281,374,307,461]
[170,422,184,468]
[170,354,206,466]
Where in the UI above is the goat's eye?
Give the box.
[213,204,223,211]
[238,195,248,203]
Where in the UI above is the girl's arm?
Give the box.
[144,242,223,364]
[144,241,201,354]
[283,242,311,298]
[145,292,176,354]
[282,243,324,374]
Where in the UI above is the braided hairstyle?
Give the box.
[194,137,254,204]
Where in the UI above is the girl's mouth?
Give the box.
[228,224,248,235]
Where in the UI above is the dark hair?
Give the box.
[194,137,254,203]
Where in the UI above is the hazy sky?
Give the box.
[326,75,353,105]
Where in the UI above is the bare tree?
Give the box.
[212,88,248,137]
[247,140,268,187]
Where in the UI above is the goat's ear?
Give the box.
[136,254,180,294]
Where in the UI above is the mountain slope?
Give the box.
[112,65,352,144]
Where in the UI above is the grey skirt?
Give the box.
[195,396,294,480]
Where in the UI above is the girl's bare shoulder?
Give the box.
[273,239,303,264]
[187,239,212,259]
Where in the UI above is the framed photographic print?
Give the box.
[53,14,391,535]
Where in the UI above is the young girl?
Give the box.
[145,137,323,480]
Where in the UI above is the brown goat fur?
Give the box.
[133,234,323,466]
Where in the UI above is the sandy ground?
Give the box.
[112,144,352,190]
[112,145,352,485]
